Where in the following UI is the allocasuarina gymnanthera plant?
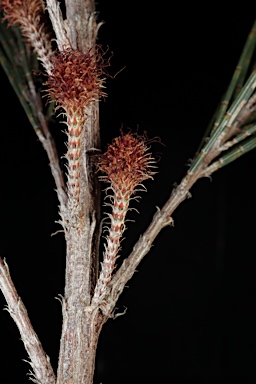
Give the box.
[1,1,256,384]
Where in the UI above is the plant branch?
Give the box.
[65,0,100,53]
[103,171,199,314]
[202,135,256,177]
[26,75,68,208]
[45,0,69,51]
[0,19,67,208]
[103,62,256,314]
[0,258,56,384]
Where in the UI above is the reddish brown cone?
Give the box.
[45,47,106,115]
[98,133,156,194]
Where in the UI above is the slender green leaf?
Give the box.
[195,19,256,158]
[205,135,256,175]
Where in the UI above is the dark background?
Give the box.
[1,2,256,383]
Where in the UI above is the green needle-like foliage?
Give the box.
[0,14,54,137]
[196,20,256,156]
[191,19,256,175]
[0,16,37,126]
[203,134,256,176]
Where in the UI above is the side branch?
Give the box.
[27,78,67,208]
[0,258,56,384]
[104,169,202,314]
[45,0,69,51]
[40,130,67,208]
[104,80,256,312]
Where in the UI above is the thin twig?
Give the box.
[45,0,69,51]
[26,77,68,208]
[0,258,56,384]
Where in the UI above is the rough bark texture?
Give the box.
[56,303,106,384]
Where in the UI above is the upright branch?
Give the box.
[64,0,100,52]
[0,1,107,383]
[45,0,69,51]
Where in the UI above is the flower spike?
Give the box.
[45,47,106,117]
[45,47,107,208]
[93,133,156,302]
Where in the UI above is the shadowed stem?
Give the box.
[0,19,67,208]
[0,258,56,384]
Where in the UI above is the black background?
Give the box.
[1,2,256,383]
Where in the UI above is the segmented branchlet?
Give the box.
[93,133,156,302]
[1,0,53,74]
